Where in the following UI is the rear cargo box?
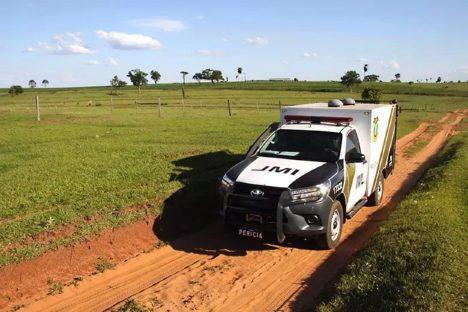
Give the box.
[280,103,397,195]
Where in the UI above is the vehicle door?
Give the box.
[344,129,367,210]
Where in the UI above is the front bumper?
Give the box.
[221,187,333,242]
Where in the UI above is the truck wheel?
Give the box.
[368,174,384,206]
[316,200,343,249]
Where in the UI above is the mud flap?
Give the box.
[276,192,289,244]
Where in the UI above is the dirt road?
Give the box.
[11,110,468,311]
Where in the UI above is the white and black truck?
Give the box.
[219,99,398,248]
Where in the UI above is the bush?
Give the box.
[8,85,23,96]
[361,87,382,103]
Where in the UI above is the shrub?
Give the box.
[8,85,23,96]
[361,87,382,103]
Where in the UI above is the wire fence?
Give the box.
[1,95,449,121]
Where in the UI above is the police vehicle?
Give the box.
[219,99,398,249]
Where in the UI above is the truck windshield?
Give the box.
[257,129,341,162]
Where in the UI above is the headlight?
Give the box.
[220,174,234,190]
[289,181,330,203]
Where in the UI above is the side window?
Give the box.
[346,130,361,160]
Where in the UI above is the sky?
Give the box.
[0,0,467,87]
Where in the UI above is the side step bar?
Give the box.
[346,198,368,219]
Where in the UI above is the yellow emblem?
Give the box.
[373,117,379,142]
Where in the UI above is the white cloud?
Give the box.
[244,36,269,45]
[27,32,93,55]
[303,52,318,58]
[381,60,400,69]
[85,60,99,65]
[106,57,118,66]
[196,49,224,57]
[96,30,161,50]
[221,37,229,42]
[358,57,369,63]
[133,17,186,32]
[61,73,77,83]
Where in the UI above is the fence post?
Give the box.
[35,95,40,121]
[158,97,161,117]
[227,99,232,116]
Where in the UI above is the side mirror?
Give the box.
[347,152,366,163]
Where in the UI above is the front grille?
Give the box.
[228,182,285,212]
[232,182,285,199]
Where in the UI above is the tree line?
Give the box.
[109,68,232,94]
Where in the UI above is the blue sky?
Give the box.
[0,0,467,87]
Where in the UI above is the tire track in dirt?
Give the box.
[16,111,468,312]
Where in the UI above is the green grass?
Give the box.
[318,132,468,311]
[95,258,115,273]
[116,299,148,312]
[0,82,467,266]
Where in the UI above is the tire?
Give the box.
[316,200,343,249]
[368,173,384,206]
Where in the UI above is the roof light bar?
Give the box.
[284,115,353,125]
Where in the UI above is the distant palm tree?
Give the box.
[180,71,189,84]
[42,79,49,87]
[395,73,401,80]
[363,64,368,80]
[237,67,243,82]
[28,79,36,88]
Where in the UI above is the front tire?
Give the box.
[368,173,384,206]
[316,200,343,249]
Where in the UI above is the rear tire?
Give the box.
[316,200,343,249]
[368,173,384,206]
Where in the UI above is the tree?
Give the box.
[127,69,148,93]
[361,87,382,103]
[395,73,401,80]
[340,70,361,92]
[436,76,442,83]
[42,79,49,88]
[150,70,161,85]
[8,85,24,96]
[28,80,36,88]
[110,75,127,95]
[363,74,379,82]
[193,69,225,83]
[180,71,188,84]
[236,67,242,81]
[363,64,369,80]
[211,70,224,83]
[192,73,203,83]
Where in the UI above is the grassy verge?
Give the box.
[318,133,467,311]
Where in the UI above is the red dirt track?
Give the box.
[1,110,466,311]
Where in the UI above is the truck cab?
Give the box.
[219,101,397,249]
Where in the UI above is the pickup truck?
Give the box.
[219,99,398,249]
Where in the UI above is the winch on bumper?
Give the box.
[220,181,333,243]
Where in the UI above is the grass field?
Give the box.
[318,131,467,311]
[0,81,467,266]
